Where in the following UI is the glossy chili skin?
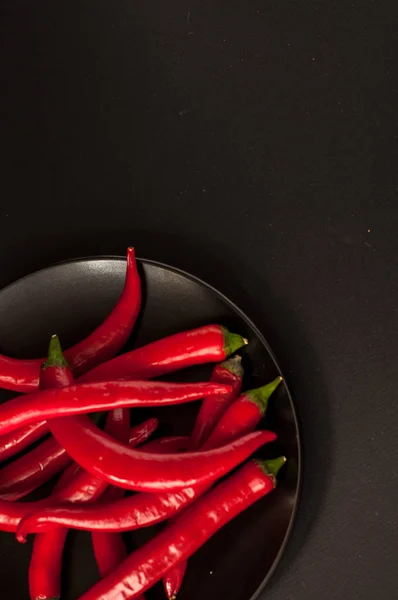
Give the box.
[77,458,285,600]
[163,376,282,599]
[0,352,83,465]
[92,484,128,578]
[0,420,157,534]
[202,376,283,450]
[17,482,211,539]
[0,436,73,501]
[91,434,179,579]
[49,415,276,492]
[0,360,75,501]
[164,561,187,600]
[28,346,77,600]
[30,405,132,600]
[0,380,230,436]
[79,325,247,384]
[52,418,159,504]
[90,407,131,584]
[0,247,141,392]
[137,436,188,454]
[0,422,49,464]
[188,356,244,450]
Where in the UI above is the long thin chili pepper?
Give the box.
[15,481,209,538]
[49,412,276,492]
[202,376,283,450]
[28,339,78,600]
[0,379,231,436]
[137,436,188,454]
[53,419,159,504]
[79,324,247,383]
[77,457,286,600]
[91,435,179,579]
[188,356,244,450]
[16,426,276,540]
[0,420,157,534]
[0,337,77,467]
[0,346,75,500]
[0,422,49,464]
[0,247,141,392]
[0,436,74,501]
[163,376,282,598]
[91,484,128,578]
[31,335,134,600]
[30,405,132,600]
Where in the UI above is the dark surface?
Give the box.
[0,258,300,600]
[1,1,397,599]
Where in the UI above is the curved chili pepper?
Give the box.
[91,434,177,579]
[202,376,283,450]
[0,419,157,535]
[76,457,286,600]
[79,324,247,383]
[188,355,244,450]
[0,437,74,501]
[163,376,282,599]
[28,341,78,600]
[137,436,188,454]
[30,406,132,600]
[16,482,213,538]
[49,413,276,492]
[0,422,49,464]
[0,247,141,392]
[0,348,75,500]
[52,419,159,504]
[0,379,230,436]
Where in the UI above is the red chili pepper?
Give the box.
[137,436,188,454]
[52,419,159,504]
[49,412,276,492]
[0,345,75,500]
[0,420,157,534]
[76,457,286,600]
[91,434,177,579]
[30,405,132,600]
[188,355,244,450]
[201,376,283,450]
[164,561,187,600]
[0,436,74,501]
[0,247,141,392]
[91,484,128,578]
[163,375,282,599]
[0,379,230,436]
[0,422,49,464]
[79,325,247,383]
[16,481,211,540]
[28,337,79,600]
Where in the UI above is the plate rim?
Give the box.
[0,253,302,600]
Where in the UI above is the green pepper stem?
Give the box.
[42,334,69,369]
[244,376,282,415]
[222,327,248,356]
[256,456,286,485]
[219,355,244,377]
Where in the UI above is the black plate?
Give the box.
[0,257,301,600]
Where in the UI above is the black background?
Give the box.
[1,1,397,599]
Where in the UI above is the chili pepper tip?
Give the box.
[41,335,69,370]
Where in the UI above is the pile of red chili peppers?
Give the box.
[0,247,286,600]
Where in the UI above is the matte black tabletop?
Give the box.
[1,2,397,599]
